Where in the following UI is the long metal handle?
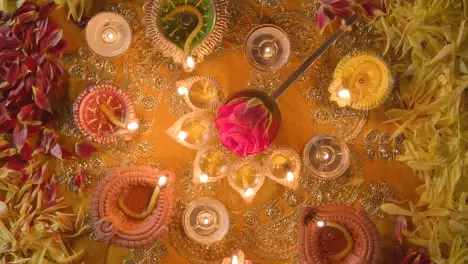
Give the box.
[270,14,359,100]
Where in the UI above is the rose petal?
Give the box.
[6,64,20,85]
[50,143,62,159]
[13,123,27,150]
[20,140,32,160]
[316,6,333,29]
[40,28,63,52]
[32,162,48,181]
[38,2,55,19]
[74,141,97,158]
[61,147,74,159]
[330,5,353,19]
[394,215,407,244]
[361,3,385,18]
[47,39,67,55]
[73,171,86,189]
[6,155,29,171]
[32,86,51,111]
[16,10,38,25]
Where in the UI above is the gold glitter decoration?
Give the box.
[247,70,281,95]
[104,2,139,28]
[225,0,260,50]
[243,212,299,259]
[333,21,383,58]
[170,200,241,264]
[179,164,221,200]
[271,11,322,59]
[360,181,396,218]
[65,47,116,83]
[300,0,320,17]
[253,0,281,8]
[123,240,169,264]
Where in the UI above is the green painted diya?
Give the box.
[143,0,228,71]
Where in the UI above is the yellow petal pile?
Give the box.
[374,0,468,262]
[329,52,393,110]
[0,168,88,263]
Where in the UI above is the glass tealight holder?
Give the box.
[193,146,229,184]
[263,147,301,189]
[175,76,222,111]
[183,198,230,244]
[166,111,211,149]
[85,12,132,58]
[303,135,350,180]
[228,159,265,202]
[244,24,291,71]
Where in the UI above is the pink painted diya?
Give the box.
[91,166,176,248]
[299,204,381,264]
[73,83,136,144]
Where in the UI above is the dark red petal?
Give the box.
[316,6,333,29]
[25,53,45,72]
[7,155,29,171]
[13,2,39,17]
[39,2,55,19]
[17,104,35,121]
[74,141,98,158]
[0,104,10,124]
[73,172,85,189]
[32,145,46,156]
[361,3,384,18]
[331,6,354,18]
[40,128,56,152]
[47,39,67,55]
[33,86,51,111]
[50,143,62,159]
[13,123,27,150]
[32,162,48,181]
[0,50,22,63]
[20,140,32,160]
[16,10,38,25]
[6,64,20,84]
[61,148,74,160]
[0,36,21,50]
[40,28,63,52]
[0,11,10,22]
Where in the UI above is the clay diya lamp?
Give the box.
[299,204,381,264]
[73,83,138,144]
[216,15,359,155]
[91,166,176,248]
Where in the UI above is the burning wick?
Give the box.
[316,220,325,228]
[286,171,295,182]
[232,256,239,264]
[244,188,254,197]
[158,175,168,187]
[101,28,117,43]
[177,86,189,96]
[203,218,210,225]
[320,151,330,161]
[185,55,196,70]
[337,88,351,99]
[127,121,139,131]
[177,131,188,141]
[200,173,209,183]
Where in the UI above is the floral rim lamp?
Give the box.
[329,52,393,110]
[142,0,229,72]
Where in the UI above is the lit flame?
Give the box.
[244,188,254,197]
[316,220,325,228]
[232,255,239,264]
[286,171,295,182]
[177,86,189,96]
[158,176,167,187]
[185,55,195,70]
[337,88,351,99]
[177,131,188,141]
[127,121,139,131]
[200,173,209,183]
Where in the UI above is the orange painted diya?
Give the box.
[91,166,176,248]
[73,83,136,144]
[299,204,381,264]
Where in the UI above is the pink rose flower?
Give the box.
[215,98,273,157]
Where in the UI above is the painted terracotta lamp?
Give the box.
[91,166,176,248]
[74,83,138,144]
[299,204,381,264]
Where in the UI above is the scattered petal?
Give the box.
[73,171,85,189]
[49,143,62,159]
[74,141,97,158]
[316,6,333,29]
[13,123,27,150]
[32,86,51,111]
